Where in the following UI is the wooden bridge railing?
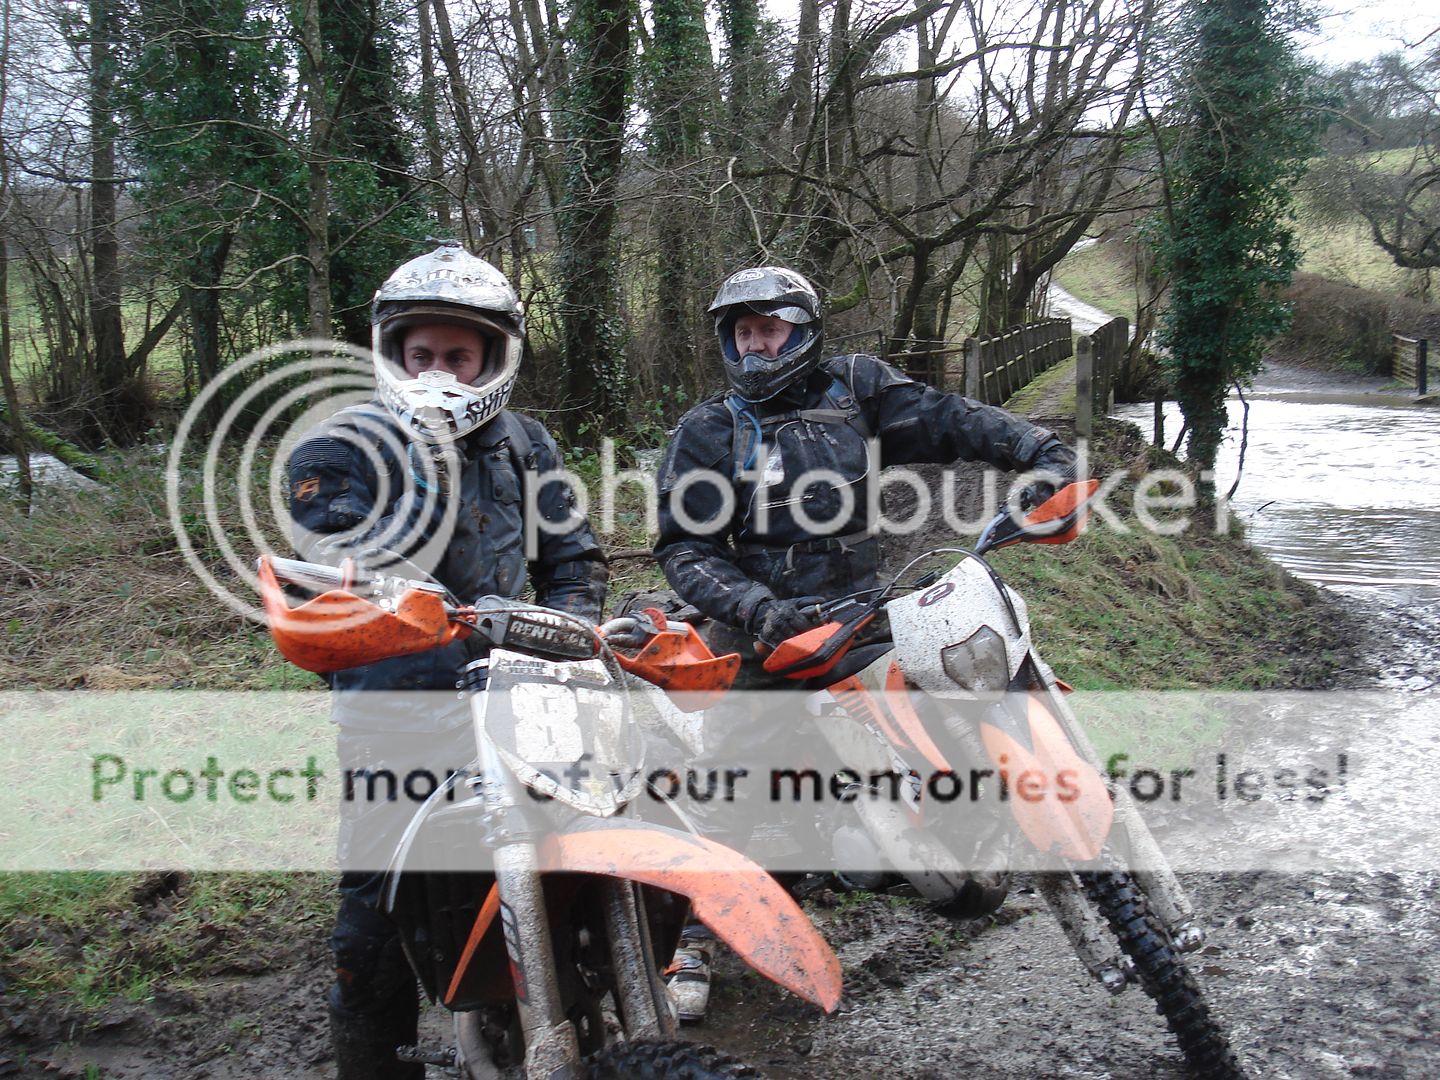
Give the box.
[1076,316,1128,437]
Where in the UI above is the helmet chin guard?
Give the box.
[723,325,824,403]
[371,243,524,443]
[708,266,824,403]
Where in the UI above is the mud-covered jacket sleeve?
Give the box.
[652,407,776,630]
[287,412,438,569]
[847,355,1077,478]
[517,417,608,622]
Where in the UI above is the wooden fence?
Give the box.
[960,318,1074,405]
[1076,316,1128,437]
[1391,334,1431,395]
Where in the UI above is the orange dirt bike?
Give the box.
[645,482,1245,1079]
[258,555,840,1080]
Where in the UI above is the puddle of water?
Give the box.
[0,452,101,490]
[1113,395,1440,603]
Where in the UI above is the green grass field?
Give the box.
[1292,205,1415,293]
[1055,147,1431,321]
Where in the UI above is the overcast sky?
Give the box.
[1303,1,1438,67]
[755,0,1436,72]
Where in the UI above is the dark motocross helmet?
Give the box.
[708,266,823,403]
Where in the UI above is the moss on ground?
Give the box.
[1052,240,1136,319]
[1003,353,1078,418]
[0,872,332,1009]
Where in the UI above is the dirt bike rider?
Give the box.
[650,264,1078,1019]
[286,241,607,1080]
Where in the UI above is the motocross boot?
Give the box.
[328,1006,425,1080]
[664,924,717,1022]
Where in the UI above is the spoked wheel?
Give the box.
[584,1039,765,1079]
[1081,870,1247,1080]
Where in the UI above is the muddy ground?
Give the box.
[4,364,1438,1079]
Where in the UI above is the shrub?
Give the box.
[1271,273,1440,373]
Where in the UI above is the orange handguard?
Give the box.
[258,555,470,673]
[1023,478,1102,544]
[609,607,741,711]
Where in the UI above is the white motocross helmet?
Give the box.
[371,241,524,444]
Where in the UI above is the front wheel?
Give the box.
[1081,871,1246,1079]
[584,1039,765,1079]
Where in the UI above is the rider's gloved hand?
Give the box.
[1013,478,1058,512]
[1011,463,1077,512]
[599,616,649,652]
[749,595,827,649]
[1012,436,1078,512]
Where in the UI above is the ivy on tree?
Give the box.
[1151,0,1328,491]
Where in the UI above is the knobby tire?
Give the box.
[1081,870,1247,1080]
[584,1038,765,1079]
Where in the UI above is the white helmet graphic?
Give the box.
[371,241,524,443]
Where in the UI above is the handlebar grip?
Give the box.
[263,556,350,593]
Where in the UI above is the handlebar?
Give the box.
[265,555,354,594]
[260,554,602,664]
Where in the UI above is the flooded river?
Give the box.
[1114,369,1440,605]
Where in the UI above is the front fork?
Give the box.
[475,727,674,1080]
[1028,655,1204,950]
[1023,660,1207,993]
[478,734,581,1080]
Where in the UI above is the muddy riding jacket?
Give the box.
[654,354,1076,630]
[288,403,606,729]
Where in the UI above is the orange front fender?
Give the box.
[978,694,1114,862]
[542,818,842,1013]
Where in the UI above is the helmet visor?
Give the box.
[745,302,813,325]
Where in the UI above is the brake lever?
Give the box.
[816,597,872,625]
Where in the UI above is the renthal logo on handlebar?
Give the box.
[478,609,598,661]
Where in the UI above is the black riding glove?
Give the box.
[1011,457,1078,512]
[1014,478,1059,512]
[748,595,827,649]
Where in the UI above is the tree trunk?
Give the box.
[0,401,105,482]
[650,0,710,392]
[88,0,129,443]
[558,0,632,437]
[416,0,451,235]
[0,0,27,508]
[785,0,820,147]
[720,0,760,155]
[300,0,331,340]
[188,232,234,430]
[902,5,942,382]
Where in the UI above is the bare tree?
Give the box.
[1337,43,1440,273]
[726,0,1160,359]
